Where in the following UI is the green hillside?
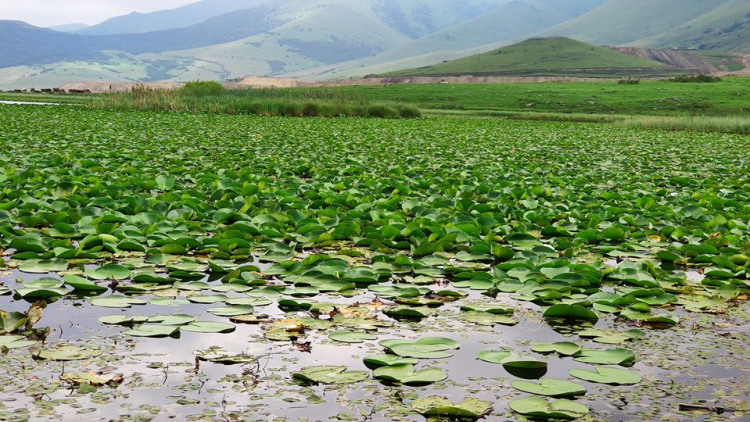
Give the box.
[382,37,671,78]
[287,0,609,80]
[635,0,750,51]
[365,0,607,65]
[535,0,732,46]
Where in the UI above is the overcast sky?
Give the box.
[0,0,200,27]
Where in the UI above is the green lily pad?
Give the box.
[363,354,419,369]
[149,314,197,326]
[574,348,636,366]
[0,335,38,349]
[531,342,582,356]
[181,321,237,333]
[511,378,587,397]
[412,396,493,419]
[476,350,511,364]
[85,264,131,280]
[207,305,254,317]
[90,296,147,308]
[509,396,589,420]
[63,275,107,292]
[292,366,368,385]
[18,259,69,274]
[197,347,257,365]
[32,344,103,361]
[373,363,448,386]
[543,304,598,321]
[569,366,642,385]
[381,337,460,359]
[123,325,180,337]
[98,315,150,325]
[328,330,377,343]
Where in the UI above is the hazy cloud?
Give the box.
[0,0,200,27]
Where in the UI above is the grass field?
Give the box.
[0,104,748,420]
[333,76,750,116]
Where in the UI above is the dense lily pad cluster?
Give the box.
[0,106,749,420]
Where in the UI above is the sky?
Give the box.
[0,0,200,27]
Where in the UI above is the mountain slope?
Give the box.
[381,37,670,77]
[375,0,608,62]
[80,0,266,35]
[285,0,608,80]
[534,0,732,46]
[48,23,90,32]
[634,0,750,51]
[0,5,286,68]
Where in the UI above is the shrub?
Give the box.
[181,81,225,97]
[617,78,640,85]
[668,75,722,83]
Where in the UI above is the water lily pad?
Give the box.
[98,315,149,325]
[90,296,147,308]
[460,311,518,326]
[123,325,180,337]
[574,348,636,366]
[150,314,197,326]
[61,371,123,387]
[292,366,368,385]
[543,304,598,320]
[63,275,107,292]
[382,337,459,359]
[181,321,236,333]
[373,363,448,386]
[412,396,493,419]
[207,305,254,317]
[569,366,642,385]
[531,342,582,356]
[476,350,511,364]
[509,396,589,420]
[32,344,102,361]
[363,354,419,369]
[197,347,257,365]
[328,330,377,343]
[18,259,69,274]
[85,264,131,280]
[511,378,587,397]
[0,335,38,349]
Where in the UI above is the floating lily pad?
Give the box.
[574,348,636,366]
[543,304,598,321]
[531,342,582,356]
[123,325,180,337]
[363,354,419,369]
[411,396,493,419]
[207,305,254,317]
[382,337,460,359]
[0,335,38,349]
[329,330,377,343]
[569,366,642,385]
[85,264,131,280]
[181,321,236,333]
[98,315,149,325]
[373,363,448,386]
[197,347,257,365]
[90,296,147,308]
[292,366,368,385]
[511,378,587,397]
[509,396,589,420]
[32,344,102,361]
[18,259,69,274]
[63,275,107,292]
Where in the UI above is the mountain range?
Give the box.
[1,0,748,89]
